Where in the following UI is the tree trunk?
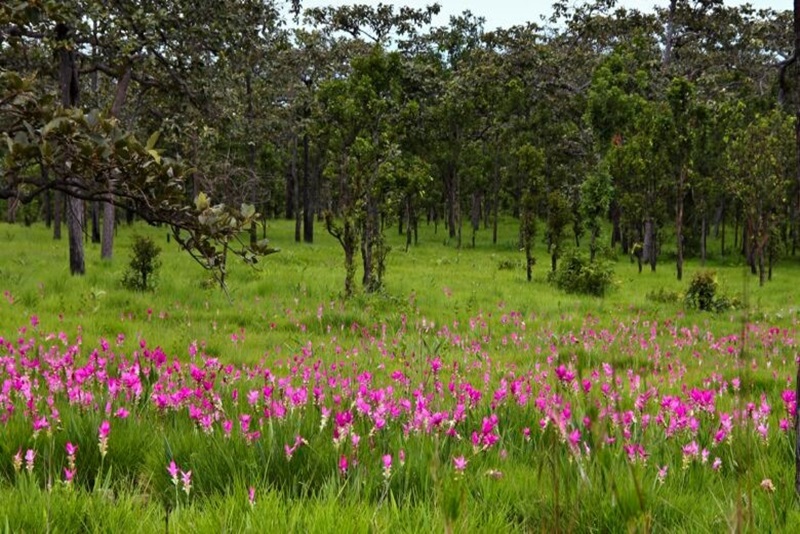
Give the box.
[302,133,314,243]
[292,136,301,242]
[53,191,63,239]
[90,202,101,243]
[447,166,457,241]
[643,218,656,272]
[58,22,84,275]
[101,202,114,259]
[67,196,85,275]
[676,167,685,281]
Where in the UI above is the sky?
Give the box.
[302,0,787,31]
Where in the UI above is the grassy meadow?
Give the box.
[1,217,800,532]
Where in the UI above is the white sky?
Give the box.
[301,0,787,31]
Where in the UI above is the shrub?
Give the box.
[121,235,162,291]
[548,250,614,296]
[684,270,739,312]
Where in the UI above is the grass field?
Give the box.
[1,218,799,532]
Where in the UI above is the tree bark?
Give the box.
[302,133,314,243]
[57,22,84,275]
[676,167,685,281]
[292,136,301,242]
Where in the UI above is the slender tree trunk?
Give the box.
[89,202,100,242]
[57,22,84,275]
[53,191,63,239]
[303,133,314,243]
[676,167,685,281]
[292,136,301,242]
[643,218,656,272]
[101,65,131,260]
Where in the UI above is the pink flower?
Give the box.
[761,478,775,492]
[181,470,192,496]
[657,465,668,484]
[453,455,468,473]
[167,461,179,485]
[382,454,393,478]
[712,457,722,471]
[65,442,78,457]
[248,486,256,506]
[24,449,35,473]
[63,467,76,484]
[339,455,349,475]
[98,420,110,457]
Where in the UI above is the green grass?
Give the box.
[1,218,800,532]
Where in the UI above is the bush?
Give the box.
[548,251,614,296]
[121,235,162,291]
[684,270,739,312]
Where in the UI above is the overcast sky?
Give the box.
[302,0,787,31]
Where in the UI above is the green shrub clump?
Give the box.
[121,235,162,291]
[549,251,614,296]
[684,270,739,312]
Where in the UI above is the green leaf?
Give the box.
[145,130,161,151]
[241,203,256,219]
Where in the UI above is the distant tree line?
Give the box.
[1,0,797,294]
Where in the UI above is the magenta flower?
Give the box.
[338,455,349,475]
[453,455,468,473]
[248,486,256,506]
[167,460,179,486]
[24,449,36,473]
[181,470,192,496]
[98,420,110,457]
[63,467,76,485]
[382,454,393,478]
[65,442,78,457]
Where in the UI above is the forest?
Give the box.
[1,0,796,294]
[4,1,800,532]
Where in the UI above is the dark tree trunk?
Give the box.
[42,164,52,228]
[292,136,301,242]
[101,202,114,260]
[302,133,314,243]
[447,166,458,241]
[90,202,101,243]
[643,218,656,272]
[53,191,63,239]
[676,167,685,281]
[471,191,481,248]
[57,22,84,275]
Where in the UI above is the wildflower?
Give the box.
[12,450,22,473]
[760,479,775,493]
[398,449,406,467]
[181,470,192,496]
[63,467,76,486]
[25,449,36,473]
[248,486,256,507]
[339,455,349,475]
[712,457,722,471]
[382,454,393,479]
[98,420,110,458]
[167,461,179,486]
[657,465,668,484]
[453,455,468,476]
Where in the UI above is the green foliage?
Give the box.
[121,235,162,292]
[646,287,681,304]
[548,250,615,296]
[684,270,739,312]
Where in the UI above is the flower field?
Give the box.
[2,302,799,531]
[1,221,800,531]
